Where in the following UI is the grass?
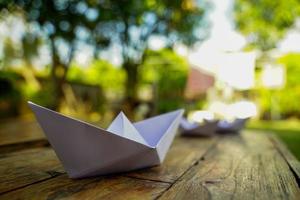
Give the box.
[246,119,300,161]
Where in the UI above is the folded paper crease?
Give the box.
[28,101,184,178]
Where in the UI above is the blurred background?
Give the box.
[0,0,300,158]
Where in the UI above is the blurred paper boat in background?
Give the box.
[180,118,218,137]
[180,117,249,136]
[217,118,249,133]
[28,101,184,178]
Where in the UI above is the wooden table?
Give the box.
[0,119,299,199]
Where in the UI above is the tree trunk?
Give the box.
[50,39,68,111]
[50,59,67,111]
[122,61,139,118]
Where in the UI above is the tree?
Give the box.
[256,53,300,119]
[90,0,208,111]
[67,60,126,97]
[277,53,300,117]
[1,0,208,111]
[140,49,189,114]
[0,15,43,103]
[234,0,300,50]
[1,1,110,109]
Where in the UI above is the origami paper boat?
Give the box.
[217,118,249,133]
[180,118,218,137]
[180,117,249,136]
[28,102,184,178]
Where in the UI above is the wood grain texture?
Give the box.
[158,132,300,200]
[0,174,170,200]
[0,148,64,194]
[126,136,217,183]
[0,119,46,154]
[0,118,45,146]
[0,136,215,196]
[269,134,300,184]
[0,124,299,200]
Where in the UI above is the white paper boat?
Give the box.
[28,102,184,178]
[180,117,249,136]
[217,118,249,133]
[180,118,218,137]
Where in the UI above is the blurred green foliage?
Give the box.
[0,0,209,110]
[67,60,125,97]
[140,49,188,113]
[277,53,300,117]
[234,0,300,50]
[28,84,56,108]
[247,120,300,160]
[257,53,300,118]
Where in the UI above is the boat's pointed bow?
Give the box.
[154,109,184,163]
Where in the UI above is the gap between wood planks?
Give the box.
[153,132,300,199]
[153,138,220,200]
[0,139,49,155]
[269,134,300,188]
[0,137,219,197]
[5,131,298,198]
[288,165,300,188]
[0,172,63,196]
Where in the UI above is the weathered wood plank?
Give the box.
[158,132,300,200]
[127,136,217,183]
[0,174,170,200]
[0,140,49,155]
[0,148,64,194]
[0,118,44,146]
[269,134,300,184]
[1,129,298,199]
[0,117,107,149]
[0,136,214,194]
[0,136,216,198]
